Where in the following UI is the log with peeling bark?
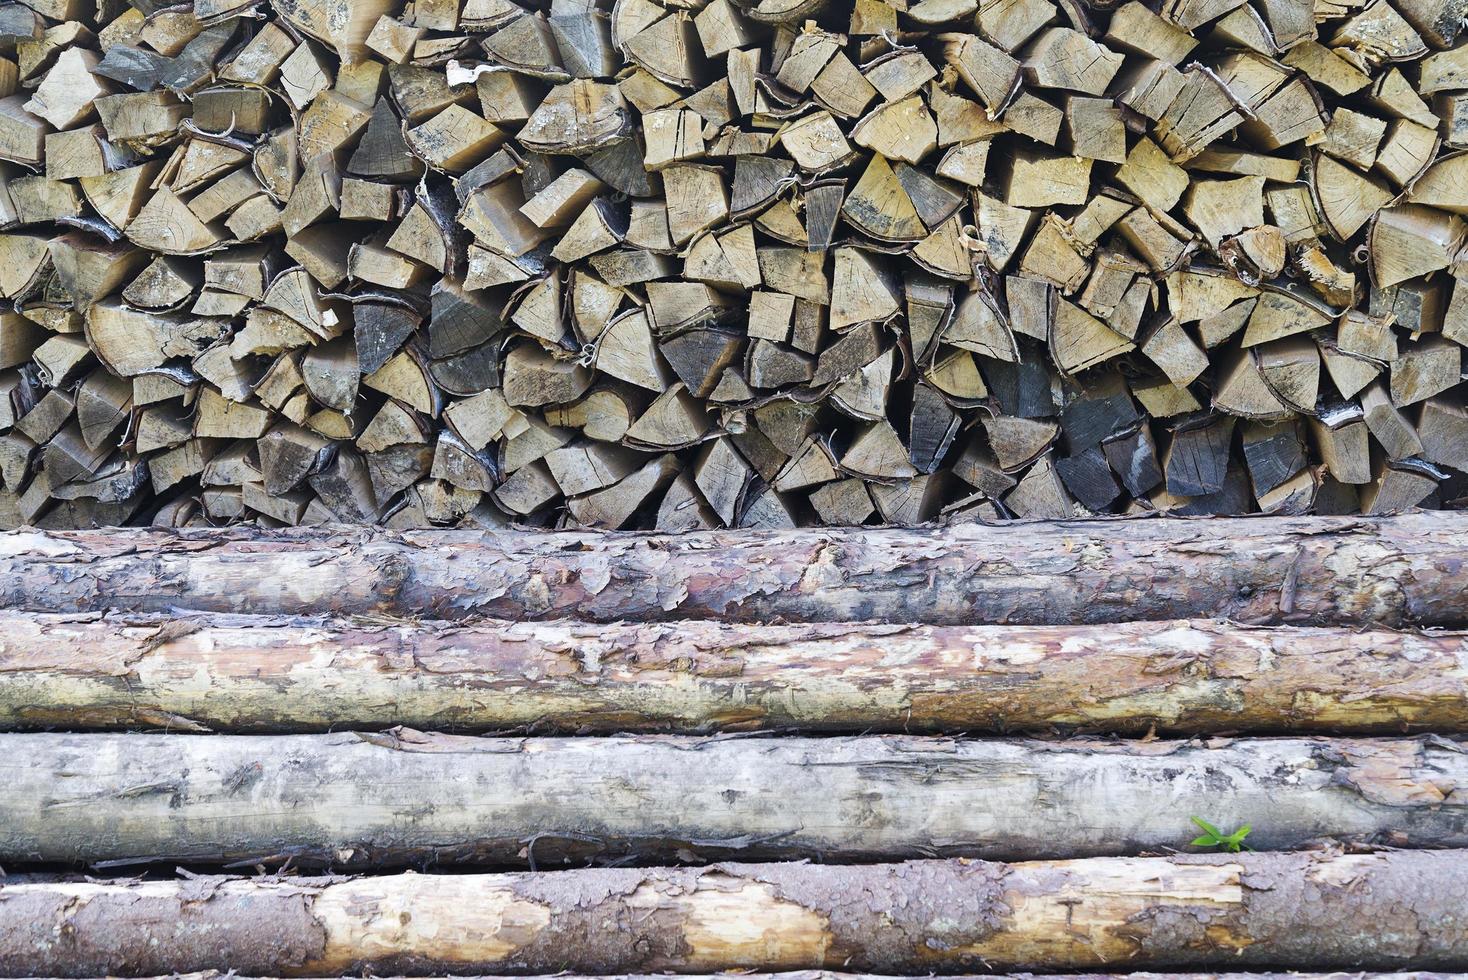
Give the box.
[4,613,1467,734]
[0,0,1467,528]
[1,514,1465,625]
[5,731,1468,868]
[5,852,1468,975]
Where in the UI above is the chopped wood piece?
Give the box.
[1023,29,1124,95]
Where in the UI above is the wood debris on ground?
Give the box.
[1,0,1467,527]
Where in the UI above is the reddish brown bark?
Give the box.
[0,514,1465,625]
[2,613,1465,734]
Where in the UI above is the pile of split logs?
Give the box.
[1,0,1468,530]
[2,514,1468,978]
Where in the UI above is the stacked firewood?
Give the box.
[3,516,1468,976]
[1,0,1467,528]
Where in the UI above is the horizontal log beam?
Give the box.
[5,732,1466,868]
[0,514,1465,626]
[3,613,1466,735]
[5,852,1468,976]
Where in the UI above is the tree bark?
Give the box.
[3,613,1466,735]
[0,514,1464,626]
[5,852,1468,976]
[5,731,1467,868]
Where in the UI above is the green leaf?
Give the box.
[1190,816,1223,838]
[1190,816,1251,852]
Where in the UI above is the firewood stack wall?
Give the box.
[1,0,1467,528]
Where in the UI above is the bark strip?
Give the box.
[5,732,1467,868]
[3,613,1466,734]
[5,852,1468,976]
[0,514,1465,626]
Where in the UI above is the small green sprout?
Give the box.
[1189,816,1251,852]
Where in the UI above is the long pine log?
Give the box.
[1,514,1467,625]
[3,613,1465,734]
[4,853,1468,976]
[5,732,1466,868]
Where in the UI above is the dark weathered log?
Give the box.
[5,852,1468,976]
[7,732,1466,868]
[1,514,1466,626]
[3,613,1466,735]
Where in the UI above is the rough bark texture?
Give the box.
[2,514,1467,626]
[5,732,1467,868]
[5,853,1468,976]
[4,613,1466,735]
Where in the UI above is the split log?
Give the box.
[2,614,1466,735]
[5,731,1468,868]
[5,852,1468,975]
[0,514,1466,626]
